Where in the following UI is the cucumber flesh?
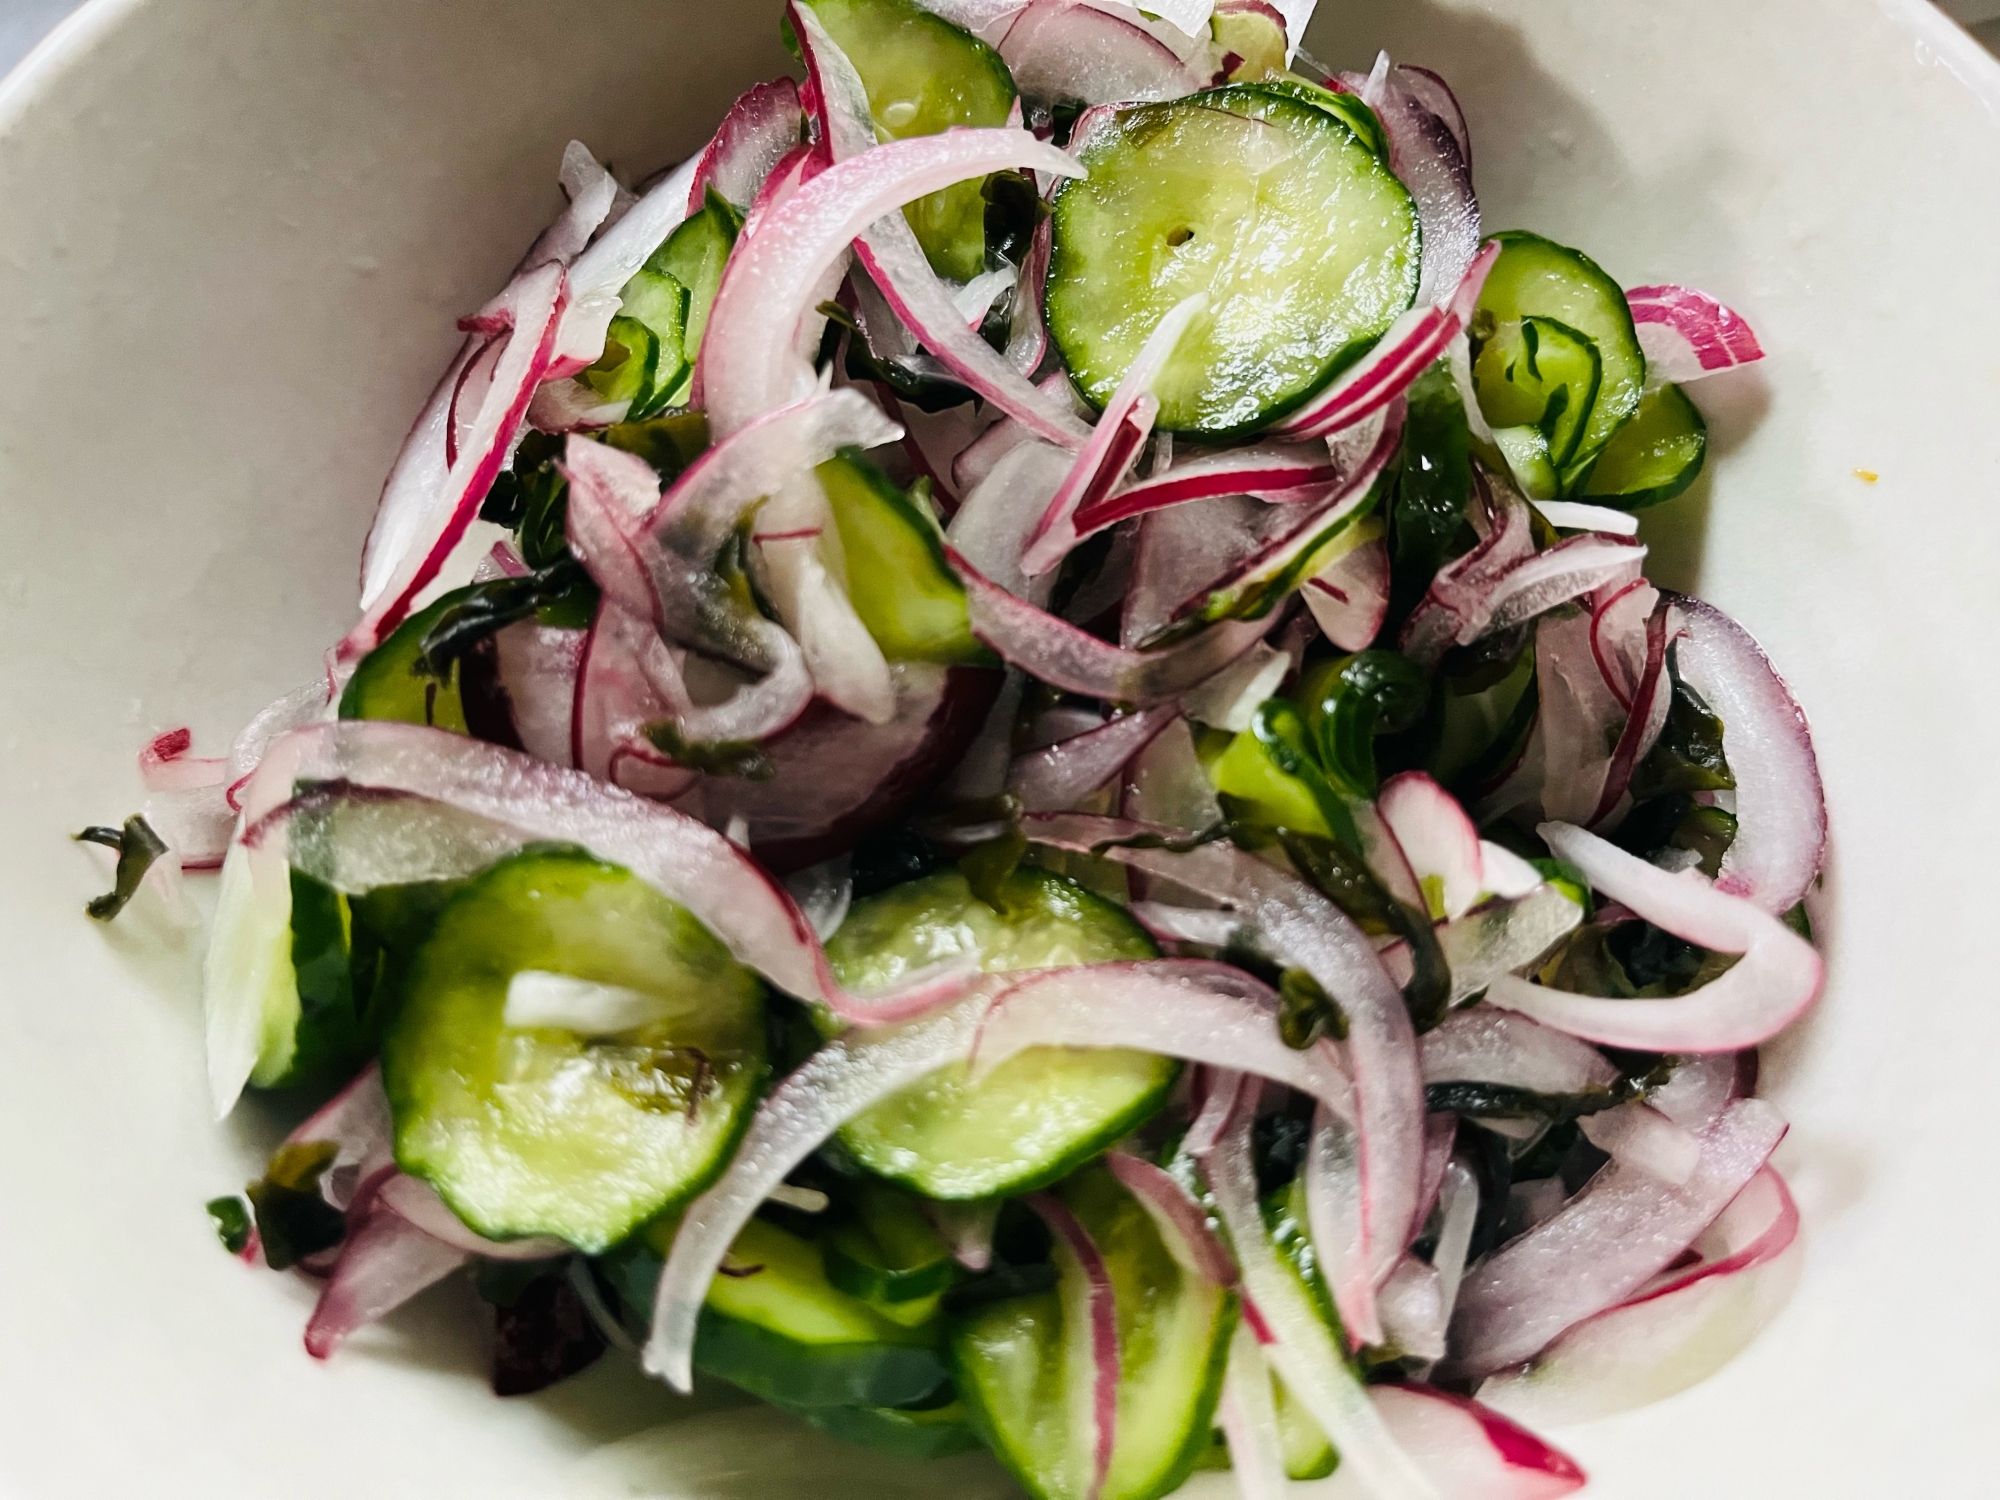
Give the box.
[824,868,1174,1200]
[641,191,743,409]
[803,0,1018,281]
[383,846,768,1252]
[1470,231,1645,481]
[1472,315,1602,473]
[1580,382,1707,509]
[1048,87,1420,437]
[823,1179,962,1305]
[817,451,992,666]
[339,586,478,731]
[952,1164,1237,1500]
[791,1394,985,1460]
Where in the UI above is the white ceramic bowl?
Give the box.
[2,0,1997,1495]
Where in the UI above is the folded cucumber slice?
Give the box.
[1471,231,1645,480]
[1580,382,1707,509]
[638,190,743,410]
[383,846,768,1252]
[1048,87,1420,437]
[803,0,1017,281]
[1473,315,1602,478]
[824,868,1174,1200]
[953,1164,1237,1500]
[817,451,993,666]
[824,1179,962,1306]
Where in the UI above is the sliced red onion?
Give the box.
[243,721,976,1026]
[1024,815,1424,1291]
[1431,1158,1479,1335]
[568,602,708,797]
[1479,842,1545,901]
[1269,242,1497,442]
[1365,65,1480,307]
[1007,216,1053,373]
[1480,535,1648,642]
[1532,500,1638,536]
[372,1174,569,1262]
[690,78,805,213]
[1624,285,1765,383]
[1398,479,1539,667]
[1303,535,1391,651]
[1394,67,1471,170]
[1364,1386,1586,1500]
[953,546,1277,703]
[947,437,1072,601]
[1436,886,1584,1006]
[1446,1095,1786,1377]
[1647,1051,1746,1132]
[1379,771,1484,921]
[1026,1189,1121,1500]
[224,678,334,812]
[1578,1103,1701,1186]
[1074,443,1345,538]
[1180,643,1289,733]
[1670,594,1826,916]
[1121,718,1223,833]
[685,662,996,872]
[1201,1092,1442,1500]
[282,1064,394,1209]
[1022,290,1207,574]
[925,1197,1002,1271]
[1483,822,1824,1053]
[1105,1150,1237,1286]
[525,140,624,274]
[1218,1327,1290,1500]
[347,262,568,656]
[1008,705,1180,812]
[1478,1167,1799,1427]
[999,0,1206,104]
[1532,606,1618,827]
[138,728,227,793]
[493,617,584,766]
[552,157,702,377]
[303,1201,470,1359]
[912,0,1029,45]
[968,960,1356,1123]
[1378,1255,1447,1361]
[1420,1005,1617,1095]
[1587,578,1657,709]
[646,999,985,1388]
[1304,1105,1379,1347]
[1585,597,1675,827]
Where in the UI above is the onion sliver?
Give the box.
[1670,594,1827,916]
[645,1000,985,1388]
[1478,1167,1799,1427]
[1201,1089,1442,1500]
[1484,822,1824,1053]
[1008,706,1180,812]
[1446,1095,1787,1377]
[1420,1005,1615,1095]
[303,1205,470,1360]
[1105,1150,1237,1286]
[968,959,1356,1123]
[1624,284,1765,384]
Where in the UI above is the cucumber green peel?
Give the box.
[1049,87,1420,437]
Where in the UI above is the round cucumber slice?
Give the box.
[952,1164,1237,1500]
[824,868,1174,1200]
[383,846,768,1252]
[803,0,1018,281]
[1047,87,1420,437]
[1470,231,1645,479]
[793,1394,985,1460]
[1580,381,1708,509]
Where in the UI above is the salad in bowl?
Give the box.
[81,0,1826,1495]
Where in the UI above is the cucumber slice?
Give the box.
[672,1216,949,1409]
[1470,231,1645,479]
[1231,79,1390,164]
[640,191,743,410]
[1207,708,1337,840]
[1275,1375,1338,1479]
[340,586,479,731]
[817,451,993,666]
[803,0,1018,281]
[953,1164,1237,1500]
[1580,382,1707,509]
[1048,87,1420,437]
[823,1180,962,1305]
[383,846,768,1252]
[1472,315,1602,481]
[824,869,1173,1200]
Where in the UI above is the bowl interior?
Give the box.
[2,0,1998,1494]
